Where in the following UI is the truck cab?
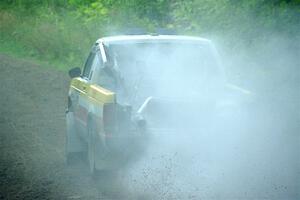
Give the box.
[66,35,251,174]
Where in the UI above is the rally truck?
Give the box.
[65,34,252,175]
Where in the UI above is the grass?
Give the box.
[0,36,68,71]
[0,8,96,71]
[0,3,299,82]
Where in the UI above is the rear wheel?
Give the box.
[87,119,120,179]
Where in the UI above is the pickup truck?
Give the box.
[65,35,252,175]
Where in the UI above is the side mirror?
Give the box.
[68,67,81,78]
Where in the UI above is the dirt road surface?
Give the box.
[0,54,124,199]
[0,54,299,200]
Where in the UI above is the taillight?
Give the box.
[103,104,132,136]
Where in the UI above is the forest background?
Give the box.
[0,0,299,89]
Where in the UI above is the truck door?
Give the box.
[72,46,100,137]
[71,43,116,141]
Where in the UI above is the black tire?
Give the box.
[87,119,119,179]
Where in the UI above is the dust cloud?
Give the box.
[96,33,299,199]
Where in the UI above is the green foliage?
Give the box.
[172,0,300,44]
[0,0,299,69]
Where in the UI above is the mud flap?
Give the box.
[94,131,113,170]
[66,112,85,153]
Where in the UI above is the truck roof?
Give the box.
[96,35,211,45]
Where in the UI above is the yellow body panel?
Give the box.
[71,77,115,104]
